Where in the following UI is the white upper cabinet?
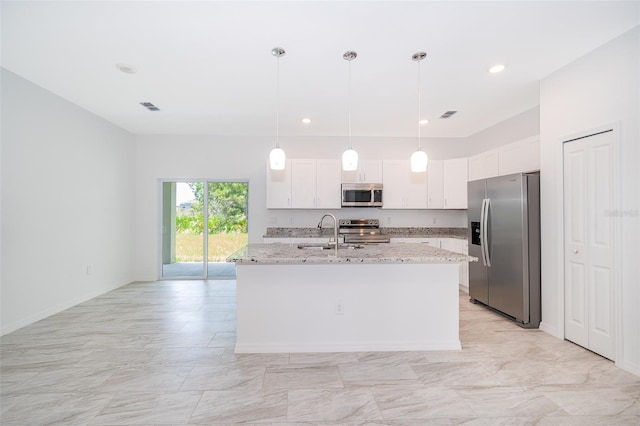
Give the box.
[290,159,341,209]
[498,136,540,176]
[342,160,383,183]
[266,160,292,209]
[382,160,427,209]
[427,159,444,209]
[291,159,317,208]
[443,158,468,209]
[468,149,499,181]
[315,159,342,208]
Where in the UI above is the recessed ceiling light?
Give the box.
[419,119,429,125]
[116,63,137,74]
[301,118,312,124]
[488,64,507,74]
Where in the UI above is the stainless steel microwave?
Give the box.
[341,183,383,207]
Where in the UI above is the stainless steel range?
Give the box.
[339,219,390,243]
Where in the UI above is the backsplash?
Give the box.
[264,227,467,239]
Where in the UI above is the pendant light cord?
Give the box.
[276,54,280,149]
[348,58,352,150]
[417,57,421,151]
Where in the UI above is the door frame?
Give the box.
[158,178,250,280]
[559,122,622,363]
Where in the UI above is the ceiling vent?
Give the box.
[140,102,160,111]
[440,110,457,119]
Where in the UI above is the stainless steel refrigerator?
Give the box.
[467,172,541,328]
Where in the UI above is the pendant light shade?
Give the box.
[410,51,429,173]
[342,149,359,171]
[269,47,286,170]
[269,147,286,170]
[410,149,428,173]
[342,51,358,171]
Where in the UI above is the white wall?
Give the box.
[539,27,639,375]
[1,69,136,334]
[134,134,470,281]
[465,106,540,156]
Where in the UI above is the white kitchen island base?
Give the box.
[235,263,461,353]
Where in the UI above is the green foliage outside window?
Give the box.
[177,182,248,234]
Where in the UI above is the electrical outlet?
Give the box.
[86,265,93,275]
[432,216,437,225]
[335,298,344,315]
[386,217,391,225]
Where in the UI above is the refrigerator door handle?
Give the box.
[480,198,488,266]
[484,198,491,267]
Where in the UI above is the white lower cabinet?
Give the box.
[390,237,468,288]
[263,237,293,244]
[461,240,469,291]
[390,237,440,247]
[263,237,343,244]
[440,238,469,291]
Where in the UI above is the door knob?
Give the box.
[573,249,579,254]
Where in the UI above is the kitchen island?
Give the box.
[228,243,476,353]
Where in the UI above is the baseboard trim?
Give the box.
[235,340,462,353]
[617,359,640,378]
[1,280,131,336]
[539,321,562,339]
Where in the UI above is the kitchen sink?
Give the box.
[297,243,364,250]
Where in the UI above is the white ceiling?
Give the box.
[2,1,639,138]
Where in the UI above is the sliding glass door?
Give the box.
[161,180,248,279]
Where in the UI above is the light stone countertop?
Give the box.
[228,243,477,265]
[263,227,467,240]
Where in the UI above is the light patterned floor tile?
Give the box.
[287,388,383,422]
[1,282,638,426]
[371,385,476,419]
[339,362,420,386]
[190,389,287,423]
[89,391,202,425]
[180,364,265,390]
[263,365,344,389]
[1,392,114,425]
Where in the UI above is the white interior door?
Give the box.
[563,130,615,360]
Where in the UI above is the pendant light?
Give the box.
[410,51,429,173]
[342,51,358,171]
[269,47,286,170]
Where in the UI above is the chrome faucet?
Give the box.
[317,213,338,256]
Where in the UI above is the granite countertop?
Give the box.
[228,243,477,265]
[263,227,467,240]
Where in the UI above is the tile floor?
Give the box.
[1,280,639,425]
